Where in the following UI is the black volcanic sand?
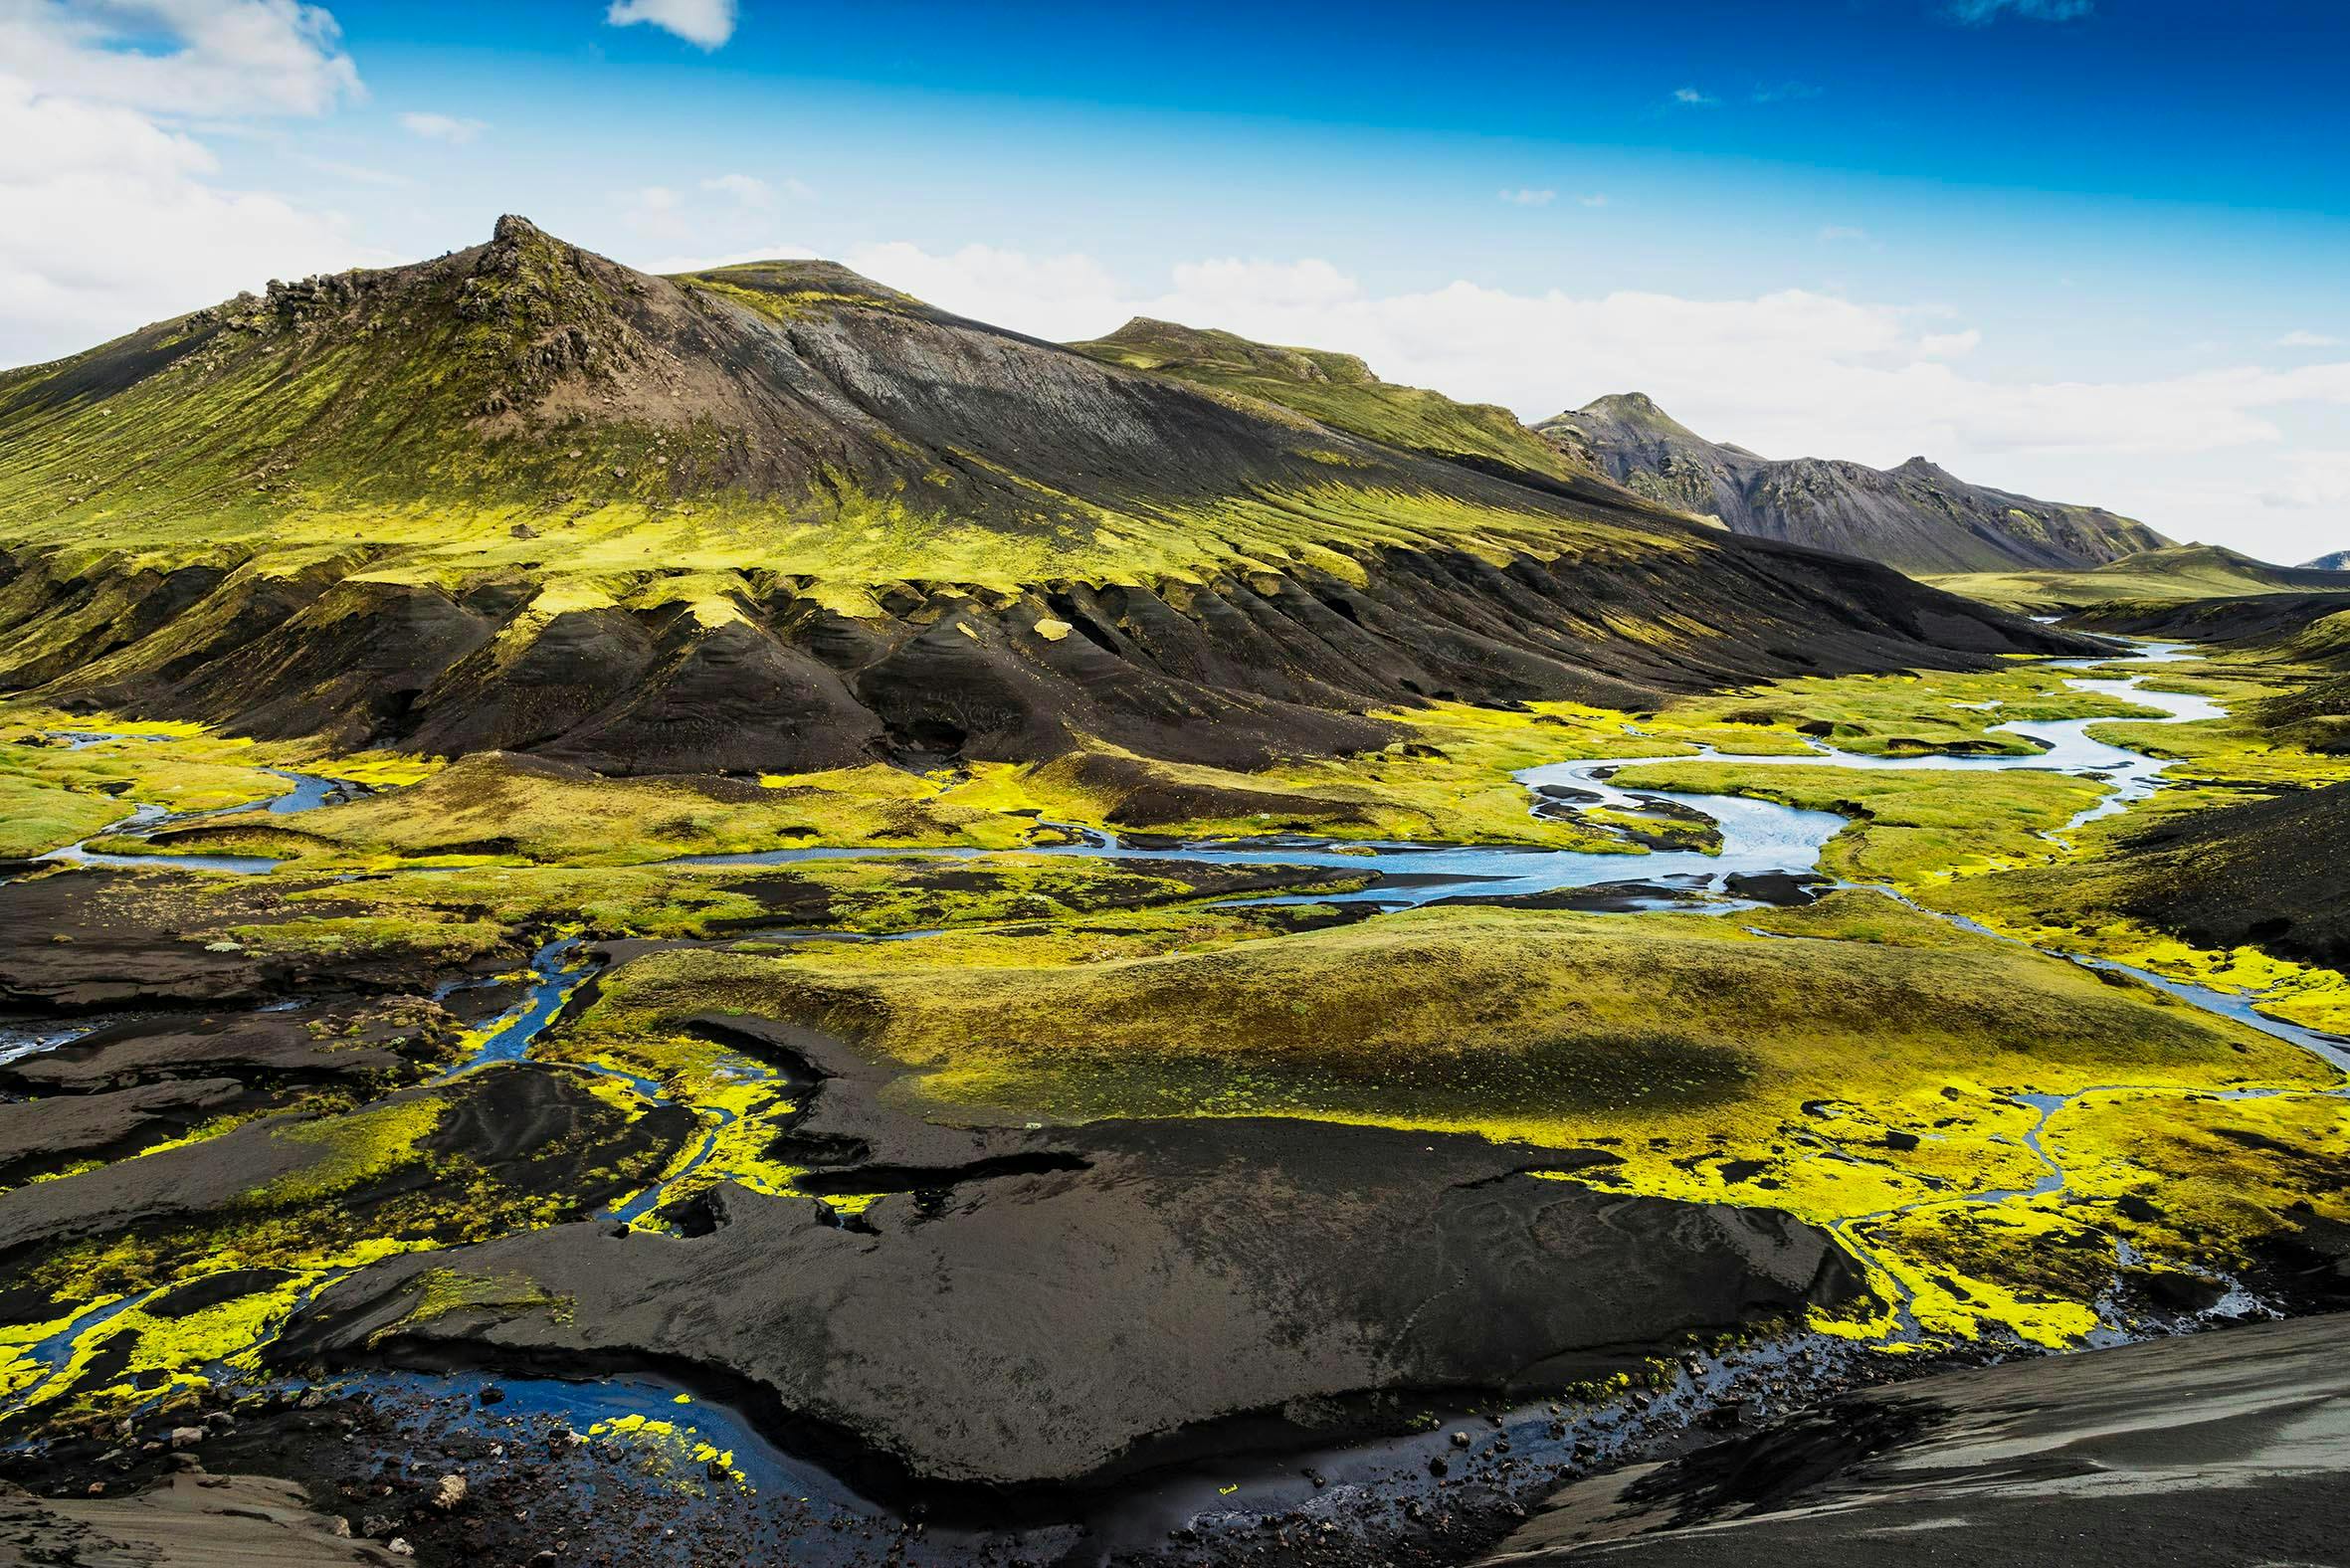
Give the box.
[273,1015,1858,1498]
[0,869,531,1014]
[1477,1311,2350,1568]
[0,535,2095,779]
[2106,780,2350,968]
[2069,589,2350,648]
[0,1470,403,1566]
[0,1064,691,1340]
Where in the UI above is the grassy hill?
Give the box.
[1068,316,1605,495]
[1933,543,2350,611]
[0,218,2076,775]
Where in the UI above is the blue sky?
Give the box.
[5,0,2347,558]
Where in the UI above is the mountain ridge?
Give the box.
[0,218,2083,775]
[1537,393,2166,574]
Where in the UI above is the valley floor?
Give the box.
[0,635,2345,1565]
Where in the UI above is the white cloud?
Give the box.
[2256,451,2350,511]
[703,172,775,208]
[1670,87,1717,106]
[297,154,413,188]
[825,242,2350,511]
[399,110,485,143]
[636,243,817,275]
[605,0,736,50]
[0,0,362,115]
[839,242,1132,336]
[1579,193,1609,208]
[1498,188,1556,207]
[611,183,686,244]
[0,5,388,365]
[2278,329,2343,349]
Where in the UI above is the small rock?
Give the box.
[431,1473,467,1510]
[330,1517,351,1538]
[1450,1431,1471,1449]
[1427,1457,1449,1477]
[168,1427,203,1450]
[387,1541,415,1558]
[86,1482,104,1495]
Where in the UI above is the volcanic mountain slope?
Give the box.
[2303,549,2350,571]
[1070,316,1592,492]
[1537,392,2165,575]
[0,217,2075,775]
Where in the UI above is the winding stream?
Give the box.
[7,638,2348,1500]
[20,642,2233,912]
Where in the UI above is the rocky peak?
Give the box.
[1569,392,1700,441]
[491,213,546,246]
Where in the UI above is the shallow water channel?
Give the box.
[8,639,2348,1560]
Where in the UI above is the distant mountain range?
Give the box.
[2306,550,2350,571]
[1535,393,2166,575]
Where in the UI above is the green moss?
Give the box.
[1070,318,1585,486]
[1615,759,2107,885]
[1928,544,2350,610]
[243,1095,445,1207]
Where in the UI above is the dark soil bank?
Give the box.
[2110,780,2350,968]
[275,1013,1858,1494]
[1478,1311,2350,1568]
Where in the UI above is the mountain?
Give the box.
[1936,543,2350,613]
[2305,549,2350,571]
[0,218,2075,775]
[1069,316,1588,491]
[1536,393,2166,575]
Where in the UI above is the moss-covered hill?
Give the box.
[1068,316,1595,492]
[1542,393,2167,576]
[0,217,2075,774]
[1934,543,2350,613]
